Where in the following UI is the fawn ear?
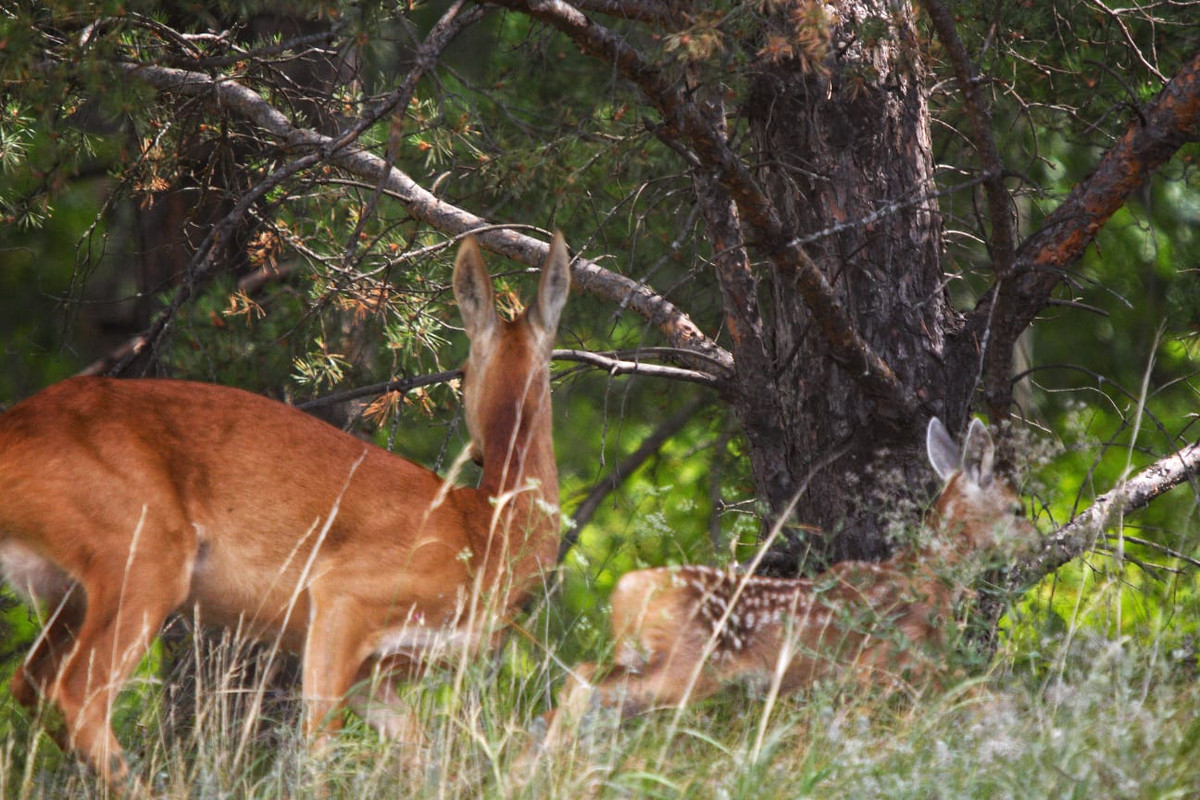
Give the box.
[528,231,571,338]
[926,417,960,482]
[960,418,995,488]
[453,236,498,343]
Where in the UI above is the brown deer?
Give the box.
[542,417,1035,746]
[0,233,570,785]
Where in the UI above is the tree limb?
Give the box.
[291,348,718,412]
[552,349,721,387]
[295,369,463,411]
[1018,437,1200,582]
[113,58,732,377]
[106,5,479,374]
[969,50,1200,417]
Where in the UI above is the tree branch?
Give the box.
[1018,437,1200,582]
[968,50,1200,417]
[294,369,462,411]
[553,349,720,387]
[492,0,917,417]
[114,57,732,378]
[105,5,480,374]
[290,348,717,412]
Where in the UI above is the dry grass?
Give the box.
[2,614,1198,799]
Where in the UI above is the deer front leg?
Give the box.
[301,593,374,750]
[344,655,429,748]
[55,536,191,788]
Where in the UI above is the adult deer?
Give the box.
[0,233,570,785]
[542,417,1035,746]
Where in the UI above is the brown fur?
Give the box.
[0,234,571,785]
[542,418,1035,746]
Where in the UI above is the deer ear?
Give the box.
[926,417,961,481]
[528,232,571,338]
[453,236,498,342]
[960,418,995,488]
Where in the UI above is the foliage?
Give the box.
[1,0,1200,793]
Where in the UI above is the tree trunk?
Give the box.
[747,0,963,569]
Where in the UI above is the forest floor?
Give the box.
[1,625,1197,799]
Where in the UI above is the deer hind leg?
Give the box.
[48,531,192,785]
[10,585,86,718]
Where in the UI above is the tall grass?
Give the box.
[2,609,1198,799]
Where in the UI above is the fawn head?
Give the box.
[926,417,1035,563]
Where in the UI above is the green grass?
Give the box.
[2,621,1198,800]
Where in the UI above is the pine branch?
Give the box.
[113,65,731,379]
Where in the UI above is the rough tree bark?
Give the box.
[748,0,957,566]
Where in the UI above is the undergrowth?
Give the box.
[1,622,1198,799]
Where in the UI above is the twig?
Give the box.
[552,349,720,387]
[1108,533,1200,570]
[295,369,462,411]
[559,394,709,560]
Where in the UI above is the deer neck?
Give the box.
[902,493,985,605]
[472,380,560,599]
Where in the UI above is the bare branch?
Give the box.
[1019,437,1200,581]
[552,349,721,387]
[106,7,480,374]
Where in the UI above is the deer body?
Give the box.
[545,418,1034,741]
[0,234,570,784]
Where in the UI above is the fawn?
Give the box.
[542,417,1034,745]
